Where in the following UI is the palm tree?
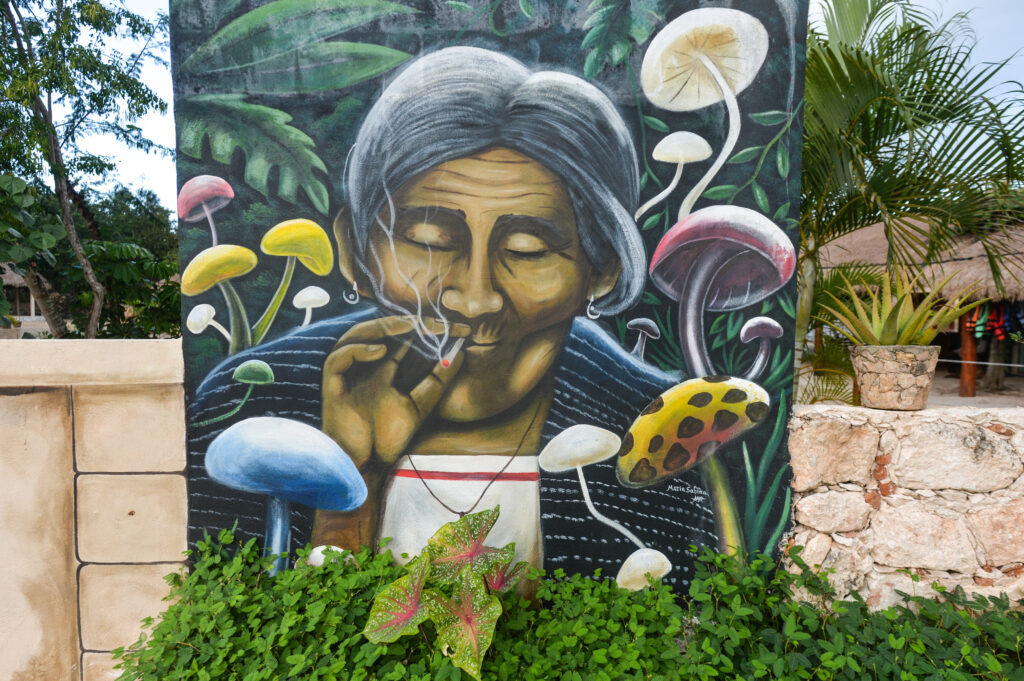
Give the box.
[796,0,1024,367]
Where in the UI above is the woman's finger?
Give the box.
[407,344,466,418]
[323,342,389,377]
[336,314,470,347]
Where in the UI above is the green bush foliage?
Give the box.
[113,533,1024,681]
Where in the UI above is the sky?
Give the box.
[92,0,1022,213]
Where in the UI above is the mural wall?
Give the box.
[172,0,808,588]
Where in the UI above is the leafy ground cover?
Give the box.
[114,531,1024,681]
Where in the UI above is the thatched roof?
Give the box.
[820,223,1024,302]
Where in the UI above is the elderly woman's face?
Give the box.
[369,147,606,421]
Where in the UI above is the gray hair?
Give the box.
[345,46,645,316]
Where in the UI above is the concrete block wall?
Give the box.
[786,404,1024,610]
[0,340,186,681]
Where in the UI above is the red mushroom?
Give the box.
[177,175,235,246]
[649,205,795,378]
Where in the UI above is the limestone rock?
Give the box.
[789,415,879,491]
[968,499,1024,567]
[871,502,978,574]
[891,421,1023,492]
[795,491,873,534]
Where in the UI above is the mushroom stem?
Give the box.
[576,466,645,550]
[301,307,313,327]
[218,280,252,355]
[678,56,742,221]
[192,384,254,428]
[631,335,648,359]
[265,496,291,576]
[744,338,773,382]
[635,163,684,221]
[202,201,219,246]
[679,248,733,377]
[208,318,232,342]
[699,455,744,556]
[251,256,296,345]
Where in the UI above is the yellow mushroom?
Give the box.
[252,219,334,344]
[181,245,258,296]
[616,376,770,555]
[181,245,258,355]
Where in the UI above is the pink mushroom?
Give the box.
[178,175,235,246]
[649,205,795,378]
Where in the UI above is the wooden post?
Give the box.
[959,312,977,397]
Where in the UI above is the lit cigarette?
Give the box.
[441,337,465,367]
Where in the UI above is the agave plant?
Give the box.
[818,269,986,346]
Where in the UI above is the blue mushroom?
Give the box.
[205,417,367,575]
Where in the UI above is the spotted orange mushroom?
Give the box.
[616,376,769,554]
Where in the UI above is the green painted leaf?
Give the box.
[643,115,669,132]
[447,0,473,10]
[518,0,533,19]
[641,291,661,306]
[773,202,791,222]
[424,574,502,680]
[777,145,790,178]
[212,41,411,95]
[641,211,662,231]
[425,507,510,584]
[752,183,770,213]
[181,0,416,75]
[583,49,604,80]
[702,185,738,200]
[728,146,763,164]
[177,95,329,215]
[610,39,630,65]
[363,558,430,643]
[750,110,789,126]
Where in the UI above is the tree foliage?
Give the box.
[0,0,166,336]
[797,0,1024,364]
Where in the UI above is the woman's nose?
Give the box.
[440,256,503,319]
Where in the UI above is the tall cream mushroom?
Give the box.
[634,132,712,221]
[540,424,674,590]
[641,8,769,220]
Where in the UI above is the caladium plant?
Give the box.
[362,506,528,680]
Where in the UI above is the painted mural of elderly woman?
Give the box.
[189,46,717,584]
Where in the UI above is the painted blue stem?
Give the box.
[265,496,291,576]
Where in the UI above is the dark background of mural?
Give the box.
[173,0,807,574]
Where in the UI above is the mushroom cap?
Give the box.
[205,417,367,511]
[539,424,621,472]
[616,376,770,488]
[739,316,784,343]
[177,175,234,222]
[626,317,661,340]
[292,285,330,310]
[641,8,769,112]
[186,304,216,333]
[181,245,258,296]
[652,131,712,164]
[616,548,672,590]
[232,359,275,385]
[260,219,334,276]
[649,205,796,311]
[307,545,347,567]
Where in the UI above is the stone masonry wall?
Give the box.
[786,404,1024,610]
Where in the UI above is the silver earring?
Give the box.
[343,282,360,304]
[586,296,600,320]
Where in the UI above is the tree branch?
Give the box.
[21,266,66,338]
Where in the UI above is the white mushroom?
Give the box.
[616,548,672,591]
[635,132,712,220]
[539,425,645,549]
[186,303,231,341]
[640,8,769,220]
[739,316,784,381]
[292,286,330,326]
[307,544,344,567]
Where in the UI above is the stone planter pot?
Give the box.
[849,345,940,410]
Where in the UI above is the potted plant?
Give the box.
[818,269,985,410]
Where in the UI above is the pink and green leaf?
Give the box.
[362,557,430,643]
[484,559,528,594]
[424,574,502,680]
[426,507,509,583]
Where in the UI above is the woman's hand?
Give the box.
[321,315,469,466]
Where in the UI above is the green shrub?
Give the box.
[113,533,1024,681]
